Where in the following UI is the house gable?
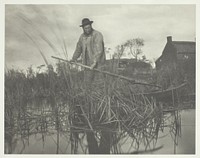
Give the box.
[156,37,177,69]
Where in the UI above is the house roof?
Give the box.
[172,41,195,54]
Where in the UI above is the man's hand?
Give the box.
[90,61,97,70]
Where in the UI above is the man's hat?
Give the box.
[80,18,93,27]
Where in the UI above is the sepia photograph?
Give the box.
[4,3,196,155]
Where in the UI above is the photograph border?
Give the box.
[1,0,199,157]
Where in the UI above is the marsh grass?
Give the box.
[5,61,168,154]
[5,56,185,154]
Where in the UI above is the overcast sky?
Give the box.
[5,4,195,70]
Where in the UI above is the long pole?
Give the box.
[51,56,161,88]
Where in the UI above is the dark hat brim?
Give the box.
[80,21,93,27]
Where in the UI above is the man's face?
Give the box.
[83,24,92,35]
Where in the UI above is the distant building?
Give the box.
[106,58,152,77]
[155,36,195,71]
[155,36,195,91]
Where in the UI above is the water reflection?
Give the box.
[4,98,195,154]
[155,109,195,154]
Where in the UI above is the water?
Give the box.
[5,106,195,154]
[116,109,195,154]
[155,109,195,154]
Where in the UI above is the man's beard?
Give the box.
[84,29,93,35]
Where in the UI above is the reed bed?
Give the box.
[54,60,166,153]
[5,62,166,154]
[5,53,190,154]
[5,59,188,154]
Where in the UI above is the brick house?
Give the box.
[156,36,195,69]
[155,36,195,91]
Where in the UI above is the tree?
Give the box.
[124,38,144,61]
[113,44,125,59]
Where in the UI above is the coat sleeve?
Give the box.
[72,36,82,60]
[93,32,104,63]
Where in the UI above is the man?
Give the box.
[70,18,110,154]
[71,18,106,83]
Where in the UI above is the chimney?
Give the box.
[167,36,172,42]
